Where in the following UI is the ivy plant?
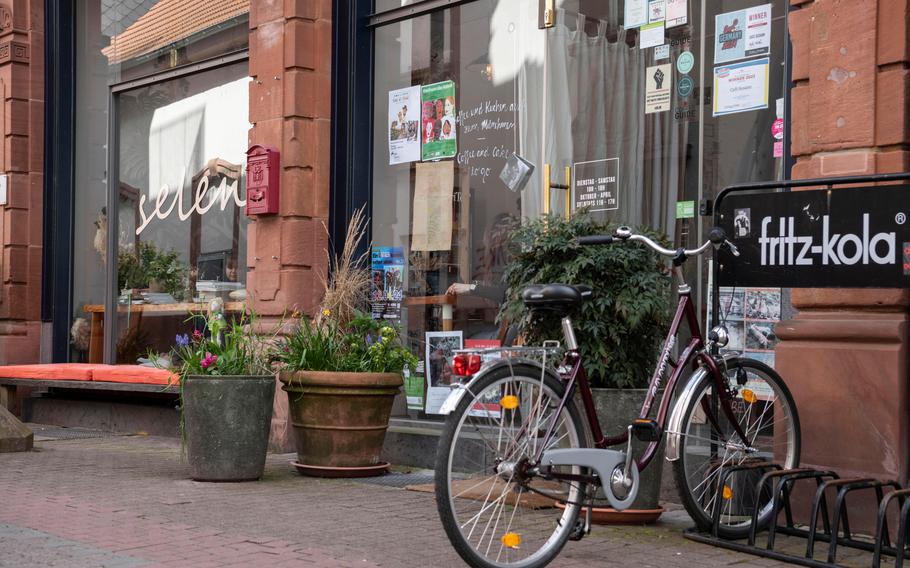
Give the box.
[499,212,672,389]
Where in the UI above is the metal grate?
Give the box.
[353,469,435,489]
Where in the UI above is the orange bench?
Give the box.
[0,364,179,412]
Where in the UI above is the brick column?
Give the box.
[247,0,332,450]
[0,0,43,364]
[778,0,910,491]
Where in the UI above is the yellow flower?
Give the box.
[322,308,332,317]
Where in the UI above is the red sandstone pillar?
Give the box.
[778,0,910,503]
[247,0,332,450]
[0,0,43,365]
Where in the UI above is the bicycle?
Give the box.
[434,226,801,568]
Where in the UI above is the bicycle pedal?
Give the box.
[568,506,592,541]
[630,419,662,442]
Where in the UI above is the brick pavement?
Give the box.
[0,431,797,568]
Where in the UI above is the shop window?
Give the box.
[70,0,249,363]
[368,0,788,415]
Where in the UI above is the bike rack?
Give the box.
[685,463,910,568]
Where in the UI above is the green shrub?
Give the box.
[499,213,671,388]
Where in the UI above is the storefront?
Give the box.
[50,1,251,365]
[332,0,791,429]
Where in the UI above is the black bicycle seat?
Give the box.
[522,284,593,311]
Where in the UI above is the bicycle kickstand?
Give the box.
[569,486,594,541]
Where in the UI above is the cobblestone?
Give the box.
[0,432,796,567]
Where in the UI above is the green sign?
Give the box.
[676,200,695,219]
[404,373,426,410]
[421,81,457,161]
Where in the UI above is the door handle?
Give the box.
[539,0,555,29]
[543,163,572,219]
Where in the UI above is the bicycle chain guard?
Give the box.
[540,448,640,510]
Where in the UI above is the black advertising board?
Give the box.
[717,185,910,288]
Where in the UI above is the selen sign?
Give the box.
[717,185,910,288]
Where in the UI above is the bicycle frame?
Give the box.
[536,271,750,474]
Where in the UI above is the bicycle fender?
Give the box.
[437,358,558,415]
[664,367,709,462]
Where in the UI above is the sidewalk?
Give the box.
[0,427,792,568]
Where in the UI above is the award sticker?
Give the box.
[677,76,694,98]
[677,51,695,74]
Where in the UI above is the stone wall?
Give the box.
[777,0,910,490]
[0,0,43,364]
[247,0,333,450]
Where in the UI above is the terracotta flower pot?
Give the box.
[279,370,403,477]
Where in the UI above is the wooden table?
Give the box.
[82,302,245,364]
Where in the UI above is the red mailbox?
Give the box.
[246,144,280,216]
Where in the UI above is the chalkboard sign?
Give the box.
[717,185,910,288]
[573,158,619,213]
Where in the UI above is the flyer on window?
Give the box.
[388,86,421,165]
[412,161,454,251]
[624,0,648,29]
[421,80,457,161]
[714,4,771,64]
[424,331,463,414]
[713,58,769,116]
[370,246,405,320]
[665,0,687,27]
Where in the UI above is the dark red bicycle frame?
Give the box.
[534,286,750,472]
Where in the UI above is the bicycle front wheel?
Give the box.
[435,364,588,568]
[673,357,800,539]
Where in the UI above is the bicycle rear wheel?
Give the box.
[673,357,800,538]
[435,364,588,568]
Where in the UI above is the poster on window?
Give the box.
[714,4,771,64]
[665,0,687,28]
[713,58,769,116]
[709,286,781,368]
[421,81,457,161]
[388,86,421,165]
[370,246,404,320]
[424,331,463,414]
[412,161,454,251]
[645,63,672,114]
[573,158,619,212]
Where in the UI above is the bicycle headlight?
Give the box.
[709,325,729,348]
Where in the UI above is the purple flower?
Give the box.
[200,352,218,369]
[366,334,373,346]
[175,333,190,347]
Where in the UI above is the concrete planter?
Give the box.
[590,388,665,511]
[182,375,276,482]
[279,370,403,477]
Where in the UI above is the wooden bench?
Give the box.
[0,364,179,415]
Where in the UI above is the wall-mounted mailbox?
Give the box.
[246,144,280,216]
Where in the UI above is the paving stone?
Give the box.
[0,433,794,567]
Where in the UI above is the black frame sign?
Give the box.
[717,185,910,288]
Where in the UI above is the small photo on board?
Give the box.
[719,288,745,321]
[745,322,778,351]
[745,350,775,368]
[426,331,463,387]
[725,321,745,351]
[745,289,781,321]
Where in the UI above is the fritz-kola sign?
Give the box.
[718,185,910,288]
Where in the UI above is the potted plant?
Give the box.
[171,307,278,481]
[277,207,418,477]
[500,212,672,517]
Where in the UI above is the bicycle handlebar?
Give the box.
[578,226,740,258]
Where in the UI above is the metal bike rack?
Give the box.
[685,462,910,568]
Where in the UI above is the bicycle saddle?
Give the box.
[521,284,593,311]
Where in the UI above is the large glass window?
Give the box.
[70,0,249,364]
[369,0,788,415]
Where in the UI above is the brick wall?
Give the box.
[247,0,331,321]
[0,0,42,364]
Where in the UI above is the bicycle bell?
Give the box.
[708,325,729,348]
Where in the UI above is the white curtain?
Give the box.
[518,8,690,238]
